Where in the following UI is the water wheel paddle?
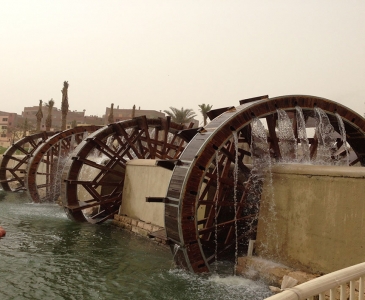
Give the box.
[0,132,55,192]
[61,116,194,224]
[25,126,103,203]
[165,95,365,273]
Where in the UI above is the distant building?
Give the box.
[22,106,103,131]
[103,106,199,127]
[104,107,165,124]
[0,104,198,148]
[0,111,20,147]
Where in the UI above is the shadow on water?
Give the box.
[0,191,272,300]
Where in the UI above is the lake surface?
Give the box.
[0,190,272,300]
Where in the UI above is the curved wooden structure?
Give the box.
[165,95,365,273]
[60,116,194,224]
[25,125,102,203]
[0,132,55,192]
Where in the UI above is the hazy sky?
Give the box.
[1,1,365,124]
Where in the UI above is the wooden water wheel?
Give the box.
[165,95,365,273]
[0,132,55,192]
[25,125,103,203]
[60,116,194,224]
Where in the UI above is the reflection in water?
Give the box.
[0,191,271,300]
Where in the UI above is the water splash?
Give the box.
[172,244,180,269]
[295,106,310,163]
[314,107,337,165]
[250,118,277,257]
[276,109,297,162]
[39,140,62,203]
[42,135,81,203]
[70,133,76,150]
[335,112,350,166]
[82,130,89,140]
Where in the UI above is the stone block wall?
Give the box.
[112,214,168,245]
[256,164,365,274]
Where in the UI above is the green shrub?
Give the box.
[0,146,7,155]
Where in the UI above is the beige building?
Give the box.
[104,106,199,127]
[0,104,198,147]
[22,106,89,131]
[104,106,166,124]
[0,115,9,147]
[0,112,20,147]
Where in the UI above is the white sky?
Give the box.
[1,1,365,124]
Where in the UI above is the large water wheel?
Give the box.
[165,95,365,273]
[25,125,103,203]
[0,132,55,192]
[61,116,194,224]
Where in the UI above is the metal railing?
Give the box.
[265,262,365,300]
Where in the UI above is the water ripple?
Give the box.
[0,191,272,300]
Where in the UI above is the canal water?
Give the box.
[0,190,272,300]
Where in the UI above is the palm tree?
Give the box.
[35,100,43,132]
[108,103,114,124]
[61,81,69,131]
[45,99,55,131]
[21,118,32,137]
[163,107,197,124]
[198,104,213,126]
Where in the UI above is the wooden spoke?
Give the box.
[198,214,256,235]
[25,126,102,203]
[165,95,365,273]
[60,117,190,224]
[266,114,281,160]
[0,132,54,191]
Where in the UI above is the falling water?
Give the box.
[52,139,63,202]
[276,109,297,162]
[250,118,277,256]
[106,135,114,148]
[232,131,239,276]
[45,134,81,203]
[172,244,180,269]
[82,130,89,140]
[70,133,76,150]
[314,107,337,164]
[92,147,100,158]
[250,118,271,175]
[295,106,310,163]
[335,112,350,166]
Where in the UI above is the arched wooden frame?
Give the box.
[25,125,103,203]
[165,95,365,273]
[61,116,193,224]
[0,132,55,192]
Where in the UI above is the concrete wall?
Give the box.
[118,159,172,227]
[256,164,365,274]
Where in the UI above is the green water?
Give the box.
[0,191,272,300]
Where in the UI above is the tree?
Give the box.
[22,118,28,137]
[45,99,55,131]
[132,104,136,118]
[108,103,114,124]
[163,107,197,124]
[198,104,213,126]
[7,119,34,143]
[35,100,43,132]
[61,81,69,131]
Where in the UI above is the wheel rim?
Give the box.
[0,132,55,192]
[25,126,103,203]
[165,95,365,273]
[61,116,193,224]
